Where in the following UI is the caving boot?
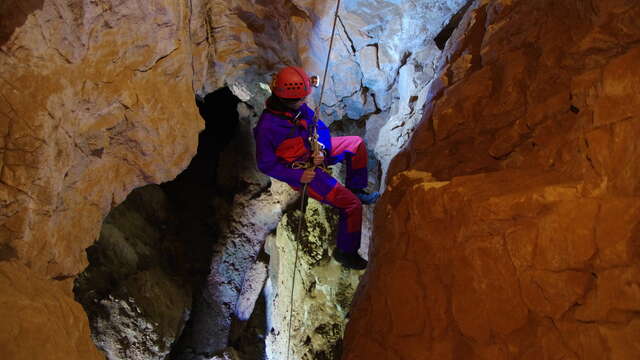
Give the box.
[333,248,368,270]
[349,189,381,205]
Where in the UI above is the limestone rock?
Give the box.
[169,1,472,357]
[1,0,202,358]
[74,185,192,360]
[264,199,361,360]
[0,262,103,360]
[0,0,496,359]
[344,0,640,359]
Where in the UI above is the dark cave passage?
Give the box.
[74,87,245,360]
[161,87,241,289]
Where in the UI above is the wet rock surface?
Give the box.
[344,1,640,359]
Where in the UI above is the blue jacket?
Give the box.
[253,103,331,187]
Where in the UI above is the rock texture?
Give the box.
[310,0,469,184]
[74,185,192,360]
[171,1,468,358]
[264,199,361,360]
[0,0,476,358]
[344,1,640,359]
[0,0,202,358]
[0,261,103,360]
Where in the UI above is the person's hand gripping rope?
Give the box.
[300,151,324,183]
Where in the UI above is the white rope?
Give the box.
[285,1,342,359]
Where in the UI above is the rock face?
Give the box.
[170,1,468,358]
[0,0,480,359]
[74,185,192,360]
[0,0,202,358]
[308,0,469,181]
[264,196,361,360]
[343,1,640,359]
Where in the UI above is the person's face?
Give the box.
[283,96,307,110]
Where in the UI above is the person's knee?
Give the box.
[344,197,362,215]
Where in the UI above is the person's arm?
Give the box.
[254,125,305,185]
[316,118,332,154]
[302,104,332,155]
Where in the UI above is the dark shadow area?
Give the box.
[434,0,474,50]
[1,0,45,47]
[229,249,270,360]
[0,243,18,261]
[166,87,243,359]
[161,87,241,285]
[74,87,241,360]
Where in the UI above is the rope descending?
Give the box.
[285,1,342,359]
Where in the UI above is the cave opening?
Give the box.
[74,87,244,360]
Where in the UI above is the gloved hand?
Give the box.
[300,168,316,183]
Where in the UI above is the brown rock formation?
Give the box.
[0,1,202,358]
[344,0,640,359]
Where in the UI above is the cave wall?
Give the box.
[74,184,193,360]
[174,1,469,358]
[310,0,469,181]
[343,0,640,359]
[0,0,480,358]
[0,1,203,358]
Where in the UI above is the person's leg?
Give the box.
[303,170,363,254]
[329,136,368,190]
[329,136,380,204]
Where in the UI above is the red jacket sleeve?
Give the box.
[254,124,305,185]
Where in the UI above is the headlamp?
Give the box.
[310,75,320,88]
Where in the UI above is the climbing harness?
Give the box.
[286,1,342,359]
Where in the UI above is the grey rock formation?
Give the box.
[74,185,192,360]
[263,199,361,360]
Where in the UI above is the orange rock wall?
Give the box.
[344,1,640,359]
[0,1,203,358]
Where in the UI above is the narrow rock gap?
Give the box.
[433,0,474,50]
[165,87,241,360]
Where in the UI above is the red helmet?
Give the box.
[271,66,312,99]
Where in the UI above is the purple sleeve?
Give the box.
[316,119,332,154]
[254,125,304,185]
[303,105,332,154]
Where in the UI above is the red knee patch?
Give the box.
[330,136,367,169]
